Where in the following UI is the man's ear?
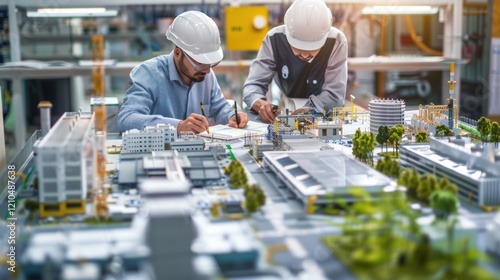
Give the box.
[174,47,182,58]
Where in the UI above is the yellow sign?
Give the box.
[225,6,268,51]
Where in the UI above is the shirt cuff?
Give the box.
[308,96,324,112]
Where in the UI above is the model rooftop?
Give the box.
[36,112,94,148]
[263,150,395,204]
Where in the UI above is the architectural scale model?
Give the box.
[3,86,500,279]
[400,137,500,206]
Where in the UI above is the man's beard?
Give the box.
[189,72,206,83]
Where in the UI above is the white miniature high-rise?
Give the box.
[34,112,95,218]
[369,99,405,134]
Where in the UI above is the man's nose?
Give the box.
[201,67,211,73]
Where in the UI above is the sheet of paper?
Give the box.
[199,121,269,140]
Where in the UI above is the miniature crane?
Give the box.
[91,35,109,218]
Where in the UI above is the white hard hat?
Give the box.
[166,11,223,64]
[284,0,332,51]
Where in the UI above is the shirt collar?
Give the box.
[167,51,183,82]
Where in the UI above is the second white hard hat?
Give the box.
[284,0,332,51]
[166,11,223,64]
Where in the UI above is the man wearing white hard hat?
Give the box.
[118,11,248,133]
[243,0,348,123]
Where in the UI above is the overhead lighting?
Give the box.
[27,8,118,18]
[361,6,439,15]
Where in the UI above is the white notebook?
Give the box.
[199,121,269,140]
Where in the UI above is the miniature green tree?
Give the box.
[354,128,362,141]
[417,174,438,200]
[243,184,266,212]
[353,131,377,164]
[407,170,421,197]
[364,132,377,164]
[255,185,266,207]
[490,122,500,148]
[397,169,410,187]
[376,157,401,178]
[415,131,429,143]
[352,128,362,160]
[437,177,458,195]
[227,160,248,188]
[245,192,258,213]
[389,161,401,178]
[429,190,458,219]
[477,116,491,143]
[397,169,421,198]
[435,124,454,137]
[376,125,390,152]
[388,125,404,155]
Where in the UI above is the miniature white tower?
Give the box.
[38,101,52,137]
[448,62,456,129]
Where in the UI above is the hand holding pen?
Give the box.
[200,102,210,133]
[177,111,210,134]
[229,101,249,128]
[234,101,240,126]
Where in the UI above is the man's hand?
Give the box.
[291,107,312,115]
[177,113,209,134]
[252,100,281,123]
[229,112,249,128]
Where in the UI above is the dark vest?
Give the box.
[270,33,336,99]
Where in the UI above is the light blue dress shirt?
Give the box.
[118,52,234,132]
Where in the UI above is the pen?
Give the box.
[200,102,210,134]
[234,101,240,127]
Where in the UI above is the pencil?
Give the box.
[234,101,240,127]
[200,102,210,134]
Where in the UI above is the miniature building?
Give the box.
[144,151,190,181]
[252,138,274,159]
[139,178,195,280]
[182,150,225,187]
[262,150,396,206]
[21,228,150,279]
[411,103,459,135]
[282,135,332,151]
[171,138,205,152]
[400,137,500,206]
[206,143,229,158]
[34,112,95,218]
[316,120,343,142]
[117,150,221,188]
[191,221,260,273]
[369,99,405,134]
[122,123,177,153]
